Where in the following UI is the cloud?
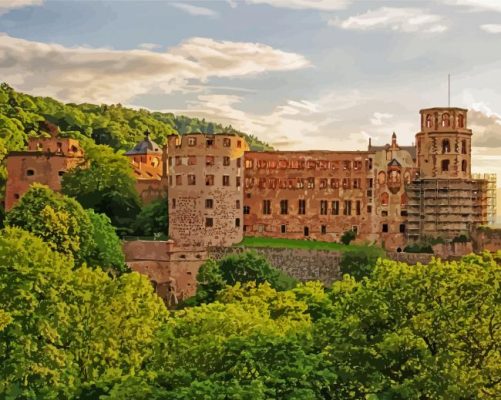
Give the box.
[0,34,310,104]
[330,7,447,33]
[447,0,501,13]
[170,2,218,17]
[0,0,42,15]
[138,43,162,50]
[243,0,350,11]
[371,112,393,126]
[469,108,501,147]
[480,24,501,33]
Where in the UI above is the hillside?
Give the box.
[0,83,272,154]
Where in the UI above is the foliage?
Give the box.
[339,247,385,280]
[0,227,168,398]
[194,251,297,304]
[403,242,434,253]
[5,183,95,265]
[86,209,128,274]
[452,234,469,243]
[340,229,356,245]
[133,198,168,237]
[61,140,141,232]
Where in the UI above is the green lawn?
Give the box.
[235,236,385,255]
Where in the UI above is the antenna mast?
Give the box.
[448,73,450,107]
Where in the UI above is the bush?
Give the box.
[340,248,385,280]
[452,234,469,243]
[340,229,356,245]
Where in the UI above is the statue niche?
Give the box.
[387,159,402,194]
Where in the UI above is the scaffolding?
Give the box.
[472,173,497,225]
[407,178,488,242]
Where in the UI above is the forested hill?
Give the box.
[0,83,272,153]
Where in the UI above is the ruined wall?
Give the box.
[243,151,377,243]
[5,151,83,210]
[168,133,248,249]
[208,246,342,285]
[431,241,474,259]
[123,240,207,304]
[471,227,501,252]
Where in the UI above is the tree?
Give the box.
[5,183,95,265]
[86,209,128,274]
[194,251,297,304]
[61,140,141,232]
[339,247,385,281]
[133,198,168,237]
[0,227,168,399]
[315,253,501,398]
[340,229,356,245]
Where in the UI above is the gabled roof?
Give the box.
[388,158,402,167]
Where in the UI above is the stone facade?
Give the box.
[5,127,84,210]
[167,133,248,250]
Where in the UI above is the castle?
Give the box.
[5,107,496,302]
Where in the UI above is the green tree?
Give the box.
[133,198,168,237]
[0,227,167,399]
[339,247,385,280]
[61,140,141,232]
[5,183,95,265]
[194,251,297,304]
[340,229,356,245]
[86,209,128,274]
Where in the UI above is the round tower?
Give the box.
[167,133,248,250]
[415,107,472,179]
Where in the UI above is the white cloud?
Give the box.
[447,0,501,13]
[370,112,393,126]
[0,0,42,15]
[138,43,162,50]
[171,2,218,17]
[244,0,350,11]
[0,34,310,103]
[480,24,501,33]
[330,7,447,33]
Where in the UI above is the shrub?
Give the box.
[340,229,356,245]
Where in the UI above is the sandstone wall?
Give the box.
[471,228,501,253]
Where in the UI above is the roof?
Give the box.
[125,132,162,155]
[388,158,401,167]
[369,144,416,160]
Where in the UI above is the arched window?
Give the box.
[441,159,450,172]
[441,113,450,127]
[458,114,464,128]
[400,193,408,207]
[426,114,432,128]
[461,140,467,154]
[442,139,450,153]
[462,160,467,172]
[380,192,389,206]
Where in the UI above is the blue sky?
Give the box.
[1,0,501,181]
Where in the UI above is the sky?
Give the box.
[1,0,501,184]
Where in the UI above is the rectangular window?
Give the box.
[188,174,196,185]
[342,178,350,189]
[382,223,389,233]
[205,199,213,209]
[235,218,240,227]
[343,160,351,170]
[236,176,241,187]
[176,175,182,185]
[319,178,328,189]
[320,200,328,215]
[298,199,306,215]
[280,200,288,215]
[263,200,271,215]
[168,157,173,166]
[401,210,408,217]
[245,159,253,168]
[205,175,214,186]
[332,200,339,215]
[206,156,215,166]
[188,137,197,146]
[400,224,406,233]
[237,157,242,168]
[169,176,173,186]
[330,178,339,189]
[206,137,214,147]
[223,138,231,147]
[281,224,286,233]
[296,179,304,189]
[353,178,361,189]
[343,200,352,216]
[175,156,182,166]
[367,178,373,188]
[223,156,230,166]
[236,200,240,209]
[237,140,242,148]
[321,225,327,234]
[172,198,176,209]
[188,156,197,165]
[382,210,388,217]
[307,177,315,189]
[367,205,372,214]
[243,206,250,214]
[356,200,361,215]
[353,160,362,170]
[223,175,230,186]
[206,218,213,228]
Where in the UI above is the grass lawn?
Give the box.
[235,236,385,255]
